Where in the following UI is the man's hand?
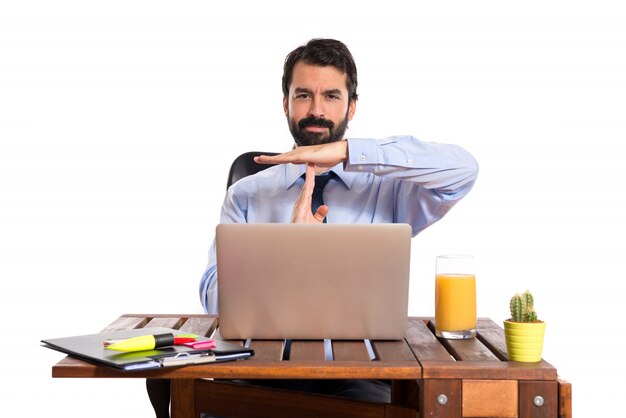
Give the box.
[254,140,348,172]
[290,163,328,223]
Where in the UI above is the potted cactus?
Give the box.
[503,290,546,362]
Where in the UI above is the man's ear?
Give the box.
[347,99,357,121]
[283,96,288,116]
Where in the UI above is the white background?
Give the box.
[1,1,625,416]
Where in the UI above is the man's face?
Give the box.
[284,62,356,147]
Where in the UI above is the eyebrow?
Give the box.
[293,87,344,97]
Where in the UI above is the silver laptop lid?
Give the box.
[216,223,411,340]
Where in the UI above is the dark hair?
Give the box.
[282,38,358,102]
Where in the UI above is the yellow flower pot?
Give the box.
[503,320,546,363]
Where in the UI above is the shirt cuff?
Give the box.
[345,138,380,172]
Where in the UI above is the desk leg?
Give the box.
[558,378,572,418]
[519,380,558,418]
[171,379,196,418]
[418,379,462,418]
[391,380,419,409]
[385,380,419,418]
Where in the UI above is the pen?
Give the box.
[104,333,198,352]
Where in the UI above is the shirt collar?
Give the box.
[284,162,357,190]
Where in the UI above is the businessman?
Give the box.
[201,38,478,313]
[195,38,478,405]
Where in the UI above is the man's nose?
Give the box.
[307,97,325,118]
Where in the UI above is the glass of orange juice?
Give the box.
[435,255,476,339]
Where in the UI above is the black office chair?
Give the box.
[226,151,279,189]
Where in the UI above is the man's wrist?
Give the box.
[344,138,378,172]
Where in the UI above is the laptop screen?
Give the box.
[216,223,411,340]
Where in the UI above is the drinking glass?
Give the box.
[435,255,476,339]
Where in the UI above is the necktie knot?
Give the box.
[314,172,333,189]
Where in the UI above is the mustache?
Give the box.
[298,116,334,130]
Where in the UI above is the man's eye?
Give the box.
[327,94,340,100]
[295,93,310,99]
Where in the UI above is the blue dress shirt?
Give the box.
[199,136,479,314]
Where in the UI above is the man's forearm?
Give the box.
[345,136,479,193]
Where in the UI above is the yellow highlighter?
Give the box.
[104,333,176,352]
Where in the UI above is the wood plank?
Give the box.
[237,362,420,379]
[477,318,503,330]
[439,338,501,362]
[519,380,558,418]
[558,377,572,418]
[373,340,418,362]
[332,340,371,361]
[476,318,509,360]
[52,356,422,379]
[121,313,216,319]
[247,340,285,363]
[100,315,148,332]
[145,316,185,329]
[194,379,389,418]
[178,316,218,338]
[426,319,500,362]
[383,404,416,418]
[420,360,557,381]
[405,318,453,361]
[289,340,326,361]
[462,379,517,417]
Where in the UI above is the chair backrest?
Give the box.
[226,151,279,189]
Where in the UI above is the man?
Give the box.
[200,38,478,311]
[198,38,478,404]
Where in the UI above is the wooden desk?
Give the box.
[51,314,572,418]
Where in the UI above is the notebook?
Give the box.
[42,327,254,371]
[216,223,412,340]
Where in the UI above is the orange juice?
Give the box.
[435,273,476,333]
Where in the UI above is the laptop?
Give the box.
[216,223,412,340]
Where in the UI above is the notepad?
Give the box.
[42,327,254,371]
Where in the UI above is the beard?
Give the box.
[288,111,350,147]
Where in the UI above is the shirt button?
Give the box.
[359,155,366,162]
[357,165,363,170]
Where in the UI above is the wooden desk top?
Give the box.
[52,314,557,381]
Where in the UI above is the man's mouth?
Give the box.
[299,117,334,132]
[304,125,329,132]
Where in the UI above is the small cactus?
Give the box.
[509,290,540,322]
